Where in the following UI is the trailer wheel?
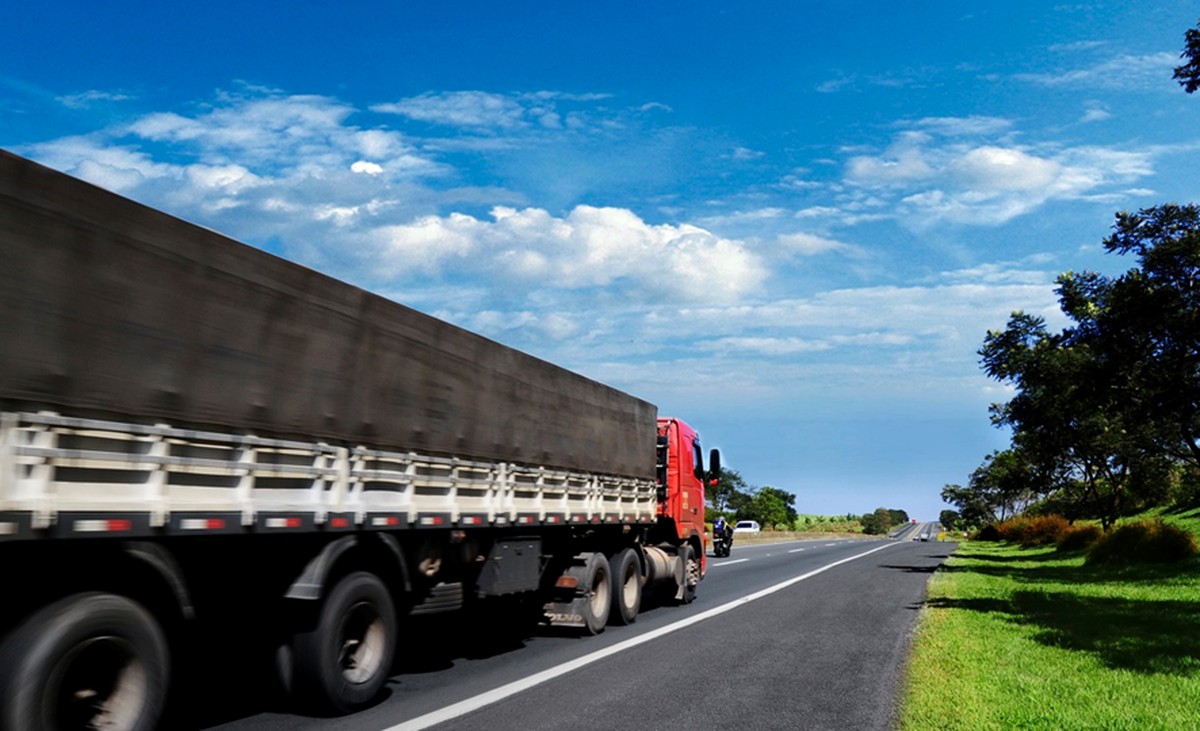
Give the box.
[575,552,611,634]
[290,572,396,714]
[0,592,168,731]
[675,545,698,605]
[608,548,641,626]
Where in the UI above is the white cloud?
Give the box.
[776,231,856,256]
[841,125,1156,226]
[816,75,856,93]
[845,133,936,186]
[373,205,766,304]
[373,91,527,129]
[1016,52,1178,90]
[58,89,133,109]
[184,163,263,193]
[374,213,481,272]
[1079,105,1112,124]
[351,160,385,175]
[1048,40,1107,53]
[26,136,177,192]
[122,93,437,181]
[910,116,1013,137]
[949,146,1060,192]
[729,147,765,161]
[716,336,832,355]
[372,90,620,133]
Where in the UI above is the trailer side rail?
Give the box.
[0,411,656,540]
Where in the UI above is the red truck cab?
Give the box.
[656,417,719,568]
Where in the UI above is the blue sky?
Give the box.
[4,1,1199,520]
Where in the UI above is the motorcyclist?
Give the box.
[713,515,734,555]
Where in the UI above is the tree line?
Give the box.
[706,468,799,529]
[705,467,908,534]
[942,21,1200,531]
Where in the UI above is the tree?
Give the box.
[1174,17,1200,93]
[860,510,885,535]
[968,449,1041,521]
[706,467,751,521]
[976,205,1200,529]
[939,510,960,532]
[1097,204,1200,470]
[756,486,797,528]
[750,488,790,530]
[860,507,903,535]
[979,307,1153,529]
[941,483,995,529]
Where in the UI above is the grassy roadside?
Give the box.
[728,530,866,545]
[899,508,1200,730]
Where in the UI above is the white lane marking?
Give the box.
[823,543,837,547]
[788,548,806,553]
[382,541,900,731]
[711,558,750,566]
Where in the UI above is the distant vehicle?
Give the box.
[734,520,761,533]
[919,531,931,541]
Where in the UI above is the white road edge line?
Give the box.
[382,540,901,731]
[788,548,806,553]
[711,558,750,566]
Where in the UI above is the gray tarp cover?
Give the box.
[0,151,657,479]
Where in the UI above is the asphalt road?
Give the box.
[192,536,955,731]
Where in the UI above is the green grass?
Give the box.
[899,508,1200,730]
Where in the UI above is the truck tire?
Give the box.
[608,548,641,626]
[675,544,698,605]
[290,572,396,714]
[0,592,168,731]
[577,552,611,635]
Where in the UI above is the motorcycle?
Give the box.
[712,530,733,557]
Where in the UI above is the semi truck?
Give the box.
[0,150,720,730]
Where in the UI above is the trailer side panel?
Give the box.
[0,151,655,478]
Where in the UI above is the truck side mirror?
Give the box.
[708,448,721,484]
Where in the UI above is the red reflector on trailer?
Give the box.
[555,576,579,589]
[265,517,303,529]
[330,517,349,528]
[180,518,226,530]
[74,519,133,533]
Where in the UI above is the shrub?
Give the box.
[1087,519,1199,565]
[988,514,1071,546]
[1018,514,1070,547]
[994,517,1027,543]
[1056,524,1102,553]
[973,524,1002,541]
